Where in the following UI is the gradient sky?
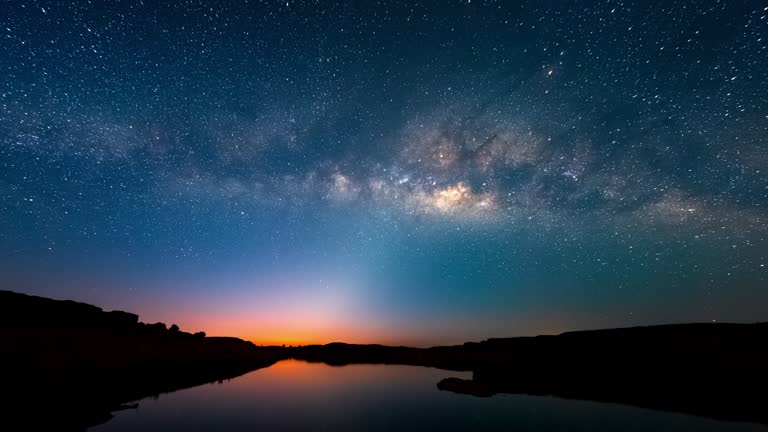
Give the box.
[1,0,767,346]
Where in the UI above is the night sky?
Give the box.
[2,1,767,346]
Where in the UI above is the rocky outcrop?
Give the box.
[0,290,286,431]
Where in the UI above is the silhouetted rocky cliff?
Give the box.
[0,290,284,431]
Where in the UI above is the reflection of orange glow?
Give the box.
[264,359,324,379]
[215,359,472,397]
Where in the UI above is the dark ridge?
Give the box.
[0,290,285,431]
[290,322,768,425]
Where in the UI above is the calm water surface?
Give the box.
[92,360,767,432]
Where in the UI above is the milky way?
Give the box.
[1,1,766,345]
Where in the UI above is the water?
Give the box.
[92,359,766,432]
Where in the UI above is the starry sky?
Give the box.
[1,0,767,346]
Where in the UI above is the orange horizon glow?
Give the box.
[155,316,571,348]
[153,308,411,347]
[113,289,571,347]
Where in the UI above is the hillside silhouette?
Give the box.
[2,290,768,429]
[289,324,768,424]
[0,290,283,431]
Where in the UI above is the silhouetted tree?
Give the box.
[169,324,180,332]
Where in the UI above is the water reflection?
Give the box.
[92,360,767,432]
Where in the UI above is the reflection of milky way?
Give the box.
[0,1,766,344]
